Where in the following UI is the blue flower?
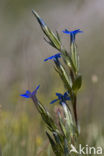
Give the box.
[44,53,61,62]
[50,92,70,105]
[62,29,83,43]
[44,53,61,65]
[20,85,40,98]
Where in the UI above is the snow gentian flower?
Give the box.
[50,92,70,105]
[62,29,83,43]
[44,53,61,65]
[20,85,40,98]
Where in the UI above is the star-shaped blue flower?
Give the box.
[62,29,83,43]
[44,53,61,65]
[20,85,40,98]
[50,92,70,105]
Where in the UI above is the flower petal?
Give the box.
[55,53,61,58]
[62,29,70,34]
[44,56,54,62]
[50,99,58,104]
[63,29,83,35]
[44,53,61,62]
[20,90,31,98]
[64,92,68,97]
[32,85,40,96]
[73,29,83,34]
[56,93,62,99]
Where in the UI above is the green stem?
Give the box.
[73,95,78,128]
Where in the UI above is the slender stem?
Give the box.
[70,68,78,128]
[70,69,74,83]
[73,95,78,127]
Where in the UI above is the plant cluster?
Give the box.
[21,10,83,156]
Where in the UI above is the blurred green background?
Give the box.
[0,0,104,155]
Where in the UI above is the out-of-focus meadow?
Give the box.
[0,0,104,155]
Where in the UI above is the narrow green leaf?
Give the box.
[61,49,76,73]
[72,75,82,93]
[32,96,58,132]
[32,10,61,50]
[70,43,79,74]
[64,139,69,156]
[46,132,61,156]
[53,132,64,153]
[56,31,61,42]
[58,112,67,137]
[55,63,74,101]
